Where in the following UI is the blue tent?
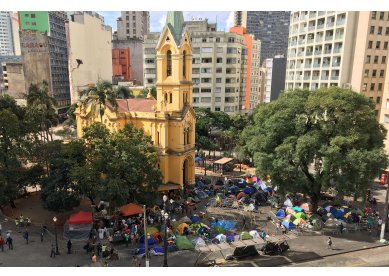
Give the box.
[276,209,286,218]
[210,220,237,231]
[195,157,203,162]
[282,221,295,229]
[191,215,200,223]
[139,234,157,246]
[331,209,344,219]
[237,181,247,188]
[243,187,255,195]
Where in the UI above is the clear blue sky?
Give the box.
[97,11,233,32]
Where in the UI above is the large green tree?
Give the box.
[241,88,388,211]
[116,86,134,99]
[80,80,118,122]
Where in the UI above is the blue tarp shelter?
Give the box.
[210,220,237,231]
[276,209,286,218]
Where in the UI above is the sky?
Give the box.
[97,11,234,33]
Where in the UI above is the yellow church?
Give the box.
[75,11,196,191]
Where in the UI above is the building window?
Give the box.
[166,50,172,76]
[364,69,369,77]
[216,58,223,63]
[386,100,389,109]
[385,42,388,49]
[216,78,222,83]
[371,83,375,91]
[216,67,222,73]
[31,14,36,18]
[362,83,367,91]
[202,38,206,43]
[376,41,381,49]
[183,50,186,78]
[368,41,373,48]
[386,27,389,35]
[370,26,375,34]
[228,37,235,43]
[366,55,371,63]
[382,56,387,64]
[371,11,377,19]
[379,83,383,91]
[372,70,377,77]
[374,55,379,64]
[216,37,220,42]
[169,93,172,103]
[378,26,383,35]
[201,47,213,53]
[380,70,385,77]
[380,12,385,20]
[164,93,168,102]
[377,97,381,103]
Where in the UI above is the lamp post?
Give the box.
[53,216,59,255]
[204,153,207,176]
[162,195,168,267]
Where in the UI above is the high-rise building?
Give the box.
[263,55,287,103]
[286,11,389,159]
[143,19,262,114]
[66,12,113,104]
[0,11,16,56]
[117,11,149,40]
[112,48,131,83]
[19,11,70,115]
[234,11,290,62]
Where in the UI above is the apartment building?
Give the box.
[143,19,261,114]
[263,55,287,103]
[234,11,290,62]
[117,11,149,40]
[0,11,16,56]
[1,61,25,99]
[66,12,113,104]
[112,48,131,83]
[19,11,70,115]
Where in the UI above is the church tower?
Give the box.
[155,11,192,114]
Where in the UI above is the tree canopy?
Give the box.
[241,88,388,210]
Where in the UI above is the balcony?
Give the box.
[291,29,298,35]
[297,52,305,57]
[308,26,316,31]
[325,36,334,41]
[296,64,304,68]
[289,41,298,46]
[312,75,320,80]
[318,11,326,16]
[298,40,306,45]
[306,51,313,56]
[317,24,324,30]
[326,22,335,28]
[314,50,322,55]
[305,63,312,68]
[289,53,296,58]
[333,47,342,53]
[301,15,308,21]
[323,49,332,54]
[315,37,323,43]
[313,63,321,68]
[332,62,341,67]
[295,75,302,80]
[335,34,344,40]
[321,75,329,80]
[331,75,339,80]
[307,38,315,44]
[336,19,345,26]
[300,27,308,33]
[322,63,331,67]
[309,12,317,18]
[304,75,311,80]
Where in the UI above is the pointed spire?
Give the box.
[166,11,184,42]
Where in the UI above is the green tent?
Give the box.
[176,235,194,250]
[294,212,308,220]
[214,226,227,234]
[147,226,159,235]
[240,231,252,240]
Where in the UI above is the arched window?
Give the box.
[183,50,186,78]
[167,50,172,76]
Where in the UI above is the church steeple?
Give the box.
[166,11,184,43]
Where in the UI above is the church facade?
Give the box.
[75,12,196,191]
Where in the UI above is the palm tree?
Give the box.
[80,80,118,122]
[116,86,134,99]
[26,80,58,143]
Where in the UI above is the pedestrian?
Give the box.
[0,235,4,252]
[327,237,333,249]
[40,229,44,242]
[6,232,13,250]
[50,244,56,258]
[97,242,102,256]
[23,230,29,244]
[91,253,97,263]
[242,215,247,229]
[67,239,72,254]
[124,232,129,247]
[338,222,344,234]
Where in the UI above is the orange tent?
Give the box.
[119,203,144,217]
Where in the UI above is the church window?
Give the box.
[183,50,186,78]
[169,93,173,103]
[164,93,168,102]
[167,50,172,76]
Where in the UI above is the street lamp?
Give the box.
[52,216,59,255]
[204,153,207,176]
[162,195,169,267]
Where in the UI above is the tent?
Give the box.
[283,198,293,208]
[300,203,311,212]
[176,235,194,250]
[215,234,227,243]
[176,223,190,235]
[195,157,203,162]
[119,203,143,217]
[210,220,237,231]
[152,232,163,243]
[243,187,255,195]
[293,218,306,225]
[282,220,296,229]
[240,231,252,240]
[192,237,206,249]
[237,192,247,200]
[213,226,227,234]
[147,226,159,235]
[139,234,158,246]
[276,209,286,218]
[285,207,296,215]
[294,212,308,220]
[191,215,200,223]
[249,230,260,239]
[63,211,93,241]
[292,207,303,212]
[178,216,192,224]
[68,211,92,224]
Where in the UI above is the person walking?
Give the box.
[327,237,333,249]
[91,253,97,263]
[50,244,56,258]
[67,239,72,254]
[0,235,4,252]
[6,232,13,250]
[23,230,29,244]
[40,229,44,243]
[124,233,129,247]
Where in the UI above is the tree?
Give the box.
[40,141,84,212]
[116,86,134,99]
[26,81,59,143]
[241,88,388,211]
[80,80,118,122]
[137,86,156,98]
[73,123,162,207]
